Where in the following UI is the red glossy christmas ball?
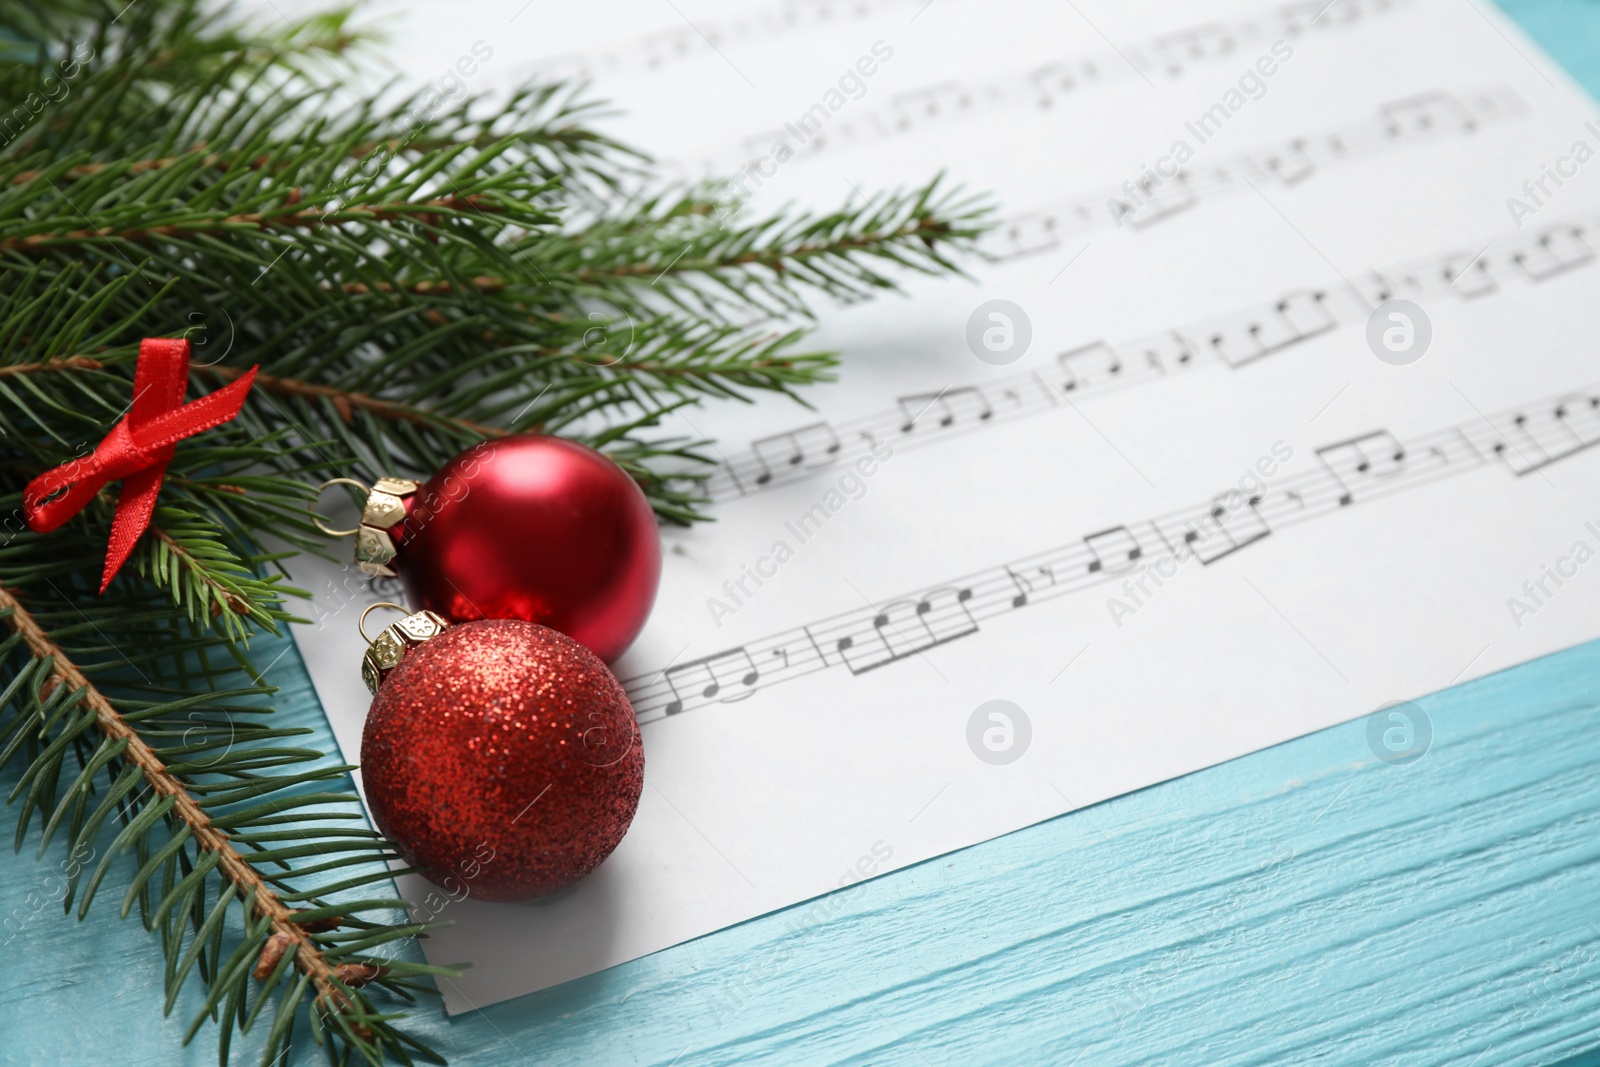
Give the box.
[361,618,644,902]
[393,435,659,662]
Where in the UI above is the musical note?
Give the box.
[1287,0,1386,29]
[1151,332,1197,370]
[1185,493,1273,564]
[533,0,935,79]
[1277,0,1339,34]
[1381,90,1475,137]
[1491,394,1600,476]
[639,26,699,69]
[1255,138,1317,185]
[1316,431,1408,505]
[626,383,1600,722]
[1109,172,1199,229]
[549,0,1411,101]
[1512,225,1595,282]
[886,83,976,131]
[783,0,854,25]
[1278,290,1339,336]
[1058,335,1183,388]
[1351,272,1398,307]
[1555,395,1600,439]
[1084,527,1144,574]
[661,649,761,715]
[1207,291,1336,366]
[530,52,593,83]
[706,206,1600,507]
[837,588,979,674]
[898,387,993,433]
[1005,567,1033,608]
[1547,396,1600,472]
[963,81,1519,261]
[1147,24,1238,77]
[1059,342,1125,392]
[1026,62,1084,108]
[993,213,1066,259]
[750,422,842,485]
[1443,254,1497,298]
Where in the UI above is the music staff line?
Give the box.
[534,0,1405,85]
[529,0,956,81]
[702,208,1600,503]
[655,0,1414,177]
[627,380,1600,723]
[986,85,1523,258]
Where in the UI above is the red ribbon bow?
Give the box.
[24,338,258,592]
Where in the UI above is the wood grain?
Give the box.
[9,635,1600,1064]
[5,2,1600,1063]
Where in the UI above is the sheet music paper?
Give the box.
[259,0,1600,1013]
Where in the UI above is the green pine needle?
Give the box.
[0,0,992,1063]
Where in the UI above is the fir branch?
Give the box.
[0,193,517,254]
[7,134,493,185]
[0,583,324,963]
[0,581,443,1063]
[573,210,973,283]
[0,355,103,378]
[200,364,509,438]
[0,0,993,1063]
[139,509,291,641]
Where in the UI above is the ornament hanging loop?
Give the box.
[311,475,421,576]
[357,603,451,694]
[310,478,371,538]
[358,602,411,644]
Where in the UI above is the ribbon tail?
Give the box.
[100,460,167,593]
[131,365,259,452]
[24,472,109,534]
[23,417,136,534]
[100,363,256,591]
[22,342,261,593]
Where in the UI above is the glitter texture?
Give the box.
[361,618,644,902]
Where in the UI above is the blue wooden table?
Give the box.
[7,3,1600,1063]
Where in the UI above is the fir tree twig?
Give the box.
[0,0,992,1062]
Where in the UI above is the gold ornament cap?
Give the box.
[358,603,450,695]
[313,477,421,577]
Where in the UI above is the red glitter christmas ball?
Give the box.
[392,435,660,662]
[360,618,644,902]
